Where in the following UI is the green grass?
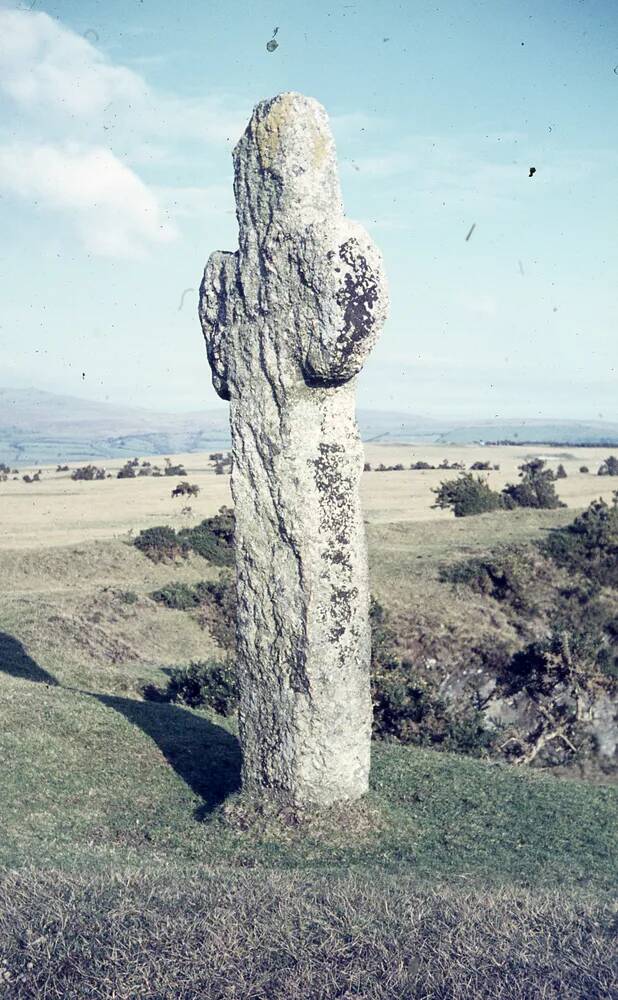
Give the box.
[0,667,616,888]
[0,509,616,997]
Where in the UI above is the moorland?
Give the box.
[0,443,616,998]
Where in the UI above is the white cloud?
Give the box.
[0,8,146,116]
[0,8,246,144]
[0,141,176,256]
[0,7,248,256]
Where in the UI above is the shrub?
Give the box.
[438,459,466,471]
[555,464,568,479]
[369,597,496,754]
[363,462,371,471]
[371,660,494,754]
[195,573,236,650]
[598,456,618,476]
[410,461,435,470]
[164,458,187,477]
[117,462,136,479]
[56,464,69,472]
[440,547,540,613]
[151,582,200,610]
[118,590,138,604]
[171,481,200,498]
[496,627,616,765]
[502,460,565,510]
[543,494,618,588]
[71,465,106,481]
[144,661,238,716]
[580,466,590,474]
[470,461,491,471]
[134,525,188,563]
[432,473,504,517]
[179,506,235,566]
[369,596,397,667]
[22,472,41,483]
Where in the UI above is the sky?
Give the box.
[0,0,616,420]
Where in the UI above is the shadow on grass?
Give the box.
[95,693,241,814]
[0,630,240,815]
[0,631,58,685]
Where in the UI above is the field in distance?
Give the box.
[1,443,617,550]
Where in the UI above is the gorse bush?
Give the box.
[195,573,236,650]
[543,493,618,588]
[134,507,235,565]
[497,628,616,764]
[149,572,236,649]
[134,526,188,562]
[164,457,187,476]
[371,662,494,754]
[432,473,504,517]
[502,460,565,510]
[369,598,496,755]
[598,455,618,476]
[440,495,618,764]
[71,465,106,481]
[435,460,566,518]
[151,582,200,610]
[179,506,235,566]
[117,590,138,605]
[144,661,238,716]
[440,547,544,614]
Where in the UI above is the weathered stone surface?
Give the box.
[199,92,388,806]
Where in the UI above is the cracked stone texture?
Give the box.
[199,92,388,806]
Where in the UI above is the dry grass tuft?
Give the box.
[0,869,615,999]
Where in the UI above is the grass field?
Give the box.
[1,443,617,549]
[1,446,617,997]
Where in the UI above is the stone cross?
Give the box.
[199,92,388,807]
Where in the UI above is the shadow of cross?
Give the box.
[0,631,58,685]
[94,693,241,814]
[0,630,240,814]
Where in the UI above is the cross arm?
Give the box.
[302,222,388,387]
[199,250,239,401]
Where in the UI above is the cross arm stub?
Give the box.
[302,222,388,388]
[199,250,239,401]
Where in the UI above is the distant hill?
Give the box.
[434,418,618,447]
[1,388,617,463]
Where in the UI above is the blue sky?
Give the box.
[0,0,616,418]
